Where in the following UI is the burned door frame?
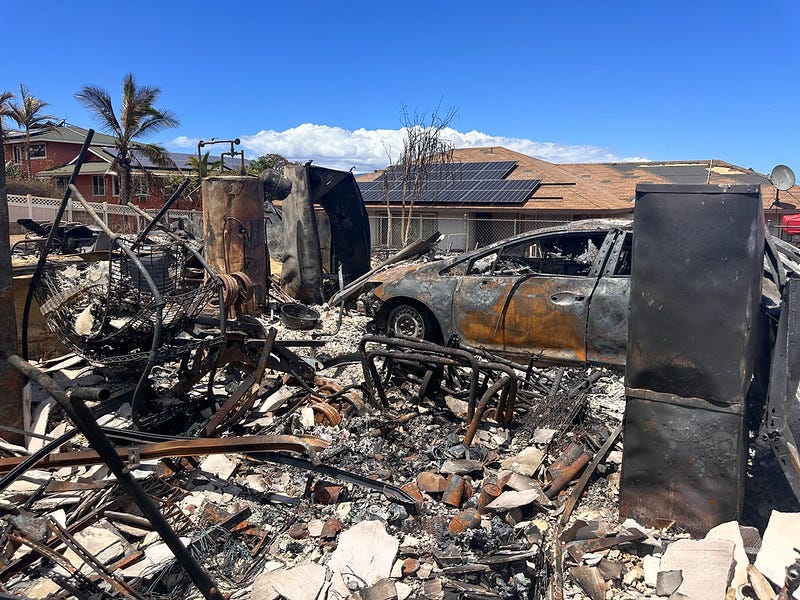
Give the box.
[586,229,630,366]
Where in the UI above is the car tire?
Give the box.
[386,303,439,342]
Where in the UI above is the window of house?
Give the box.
[12,146,22,164]
[92,176,106,196]
[377,212,437,247]
[28,144,46,159]
[112,176,120,197]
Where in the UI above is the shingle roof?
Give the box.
[357,147,800,213]
[558,159,800,211]
[358,146,631,213]
[4,124,118,146]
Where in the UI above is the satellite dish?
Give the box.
[768,164,796,191]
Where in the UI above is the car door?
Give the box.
[586,230,630,366]
[500,231,615,363]
[450,246,517,352]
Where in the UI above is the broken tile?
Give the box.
[656,570,683,596]
[500,447,544,476]
[327,520,399,587]
[252,563,348,600]
[660,538,735,600]
[199,454,238,480]
[395,582,413,600]
[532,428,557,444]
[754,510,800,599]
[486,487,548,511]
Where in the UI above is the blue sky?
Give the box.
[3,1,799,174]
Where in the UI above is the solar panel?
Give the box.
[359,160,539,206]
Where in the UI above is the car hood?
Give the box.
[366,260,446,286]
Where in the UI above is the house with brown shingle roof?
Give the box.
[357,146,799,249]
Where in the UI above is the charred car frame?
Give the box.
[363,219,632,367]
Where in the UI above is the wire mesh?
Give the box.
[34,238,218,364]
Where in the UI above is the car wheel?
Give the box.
[387,303,437,341]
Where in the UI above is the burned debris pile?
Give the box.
[2,152,800,600]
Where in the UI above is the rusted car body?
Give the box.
[363,219,632,367]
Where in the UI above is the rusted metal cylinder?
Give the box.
[442,474,466,507]
[449,508,481,535]
[477,482,502,514]
[202,176,267,312]
[546,443,591,499]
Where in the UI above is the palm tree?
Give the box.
[186,151,220,179]
[75,73,179,204]
[8,84,57,178]
[0,90,15,196]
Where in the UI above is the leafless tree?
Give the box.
[387,103,456,246]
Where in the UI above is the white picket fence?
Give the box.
[7,194,203,232]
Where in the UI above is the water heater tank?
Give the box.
[202,176,267,310]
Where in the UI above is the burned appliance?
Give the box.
[280,164,371,304]
[202,176,269,312]
[620,184,765,535]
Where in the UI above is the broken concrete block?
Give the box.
[705,520,748,589]
[327,520,399,587]
[642,554,660,587]
[754,510,800,599]
[660,538,735,600]
[656,570,683,596]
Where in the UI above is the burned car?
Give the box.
[363,219,632,367]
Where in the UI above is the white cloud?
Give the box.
[170,135,201,148]
[169,124,646,173]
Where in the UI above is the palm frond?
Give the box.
[76,85,122,137]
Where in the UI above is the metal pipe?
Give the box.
[464,376,511,446]
[132,177,191,248]
[22,130,94,359]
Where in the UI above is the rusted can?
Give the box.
[477,482,502,514]
[416,471,447,493]
[442,474,465,507]
[449,508,481,535]
[401,558,420,576]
